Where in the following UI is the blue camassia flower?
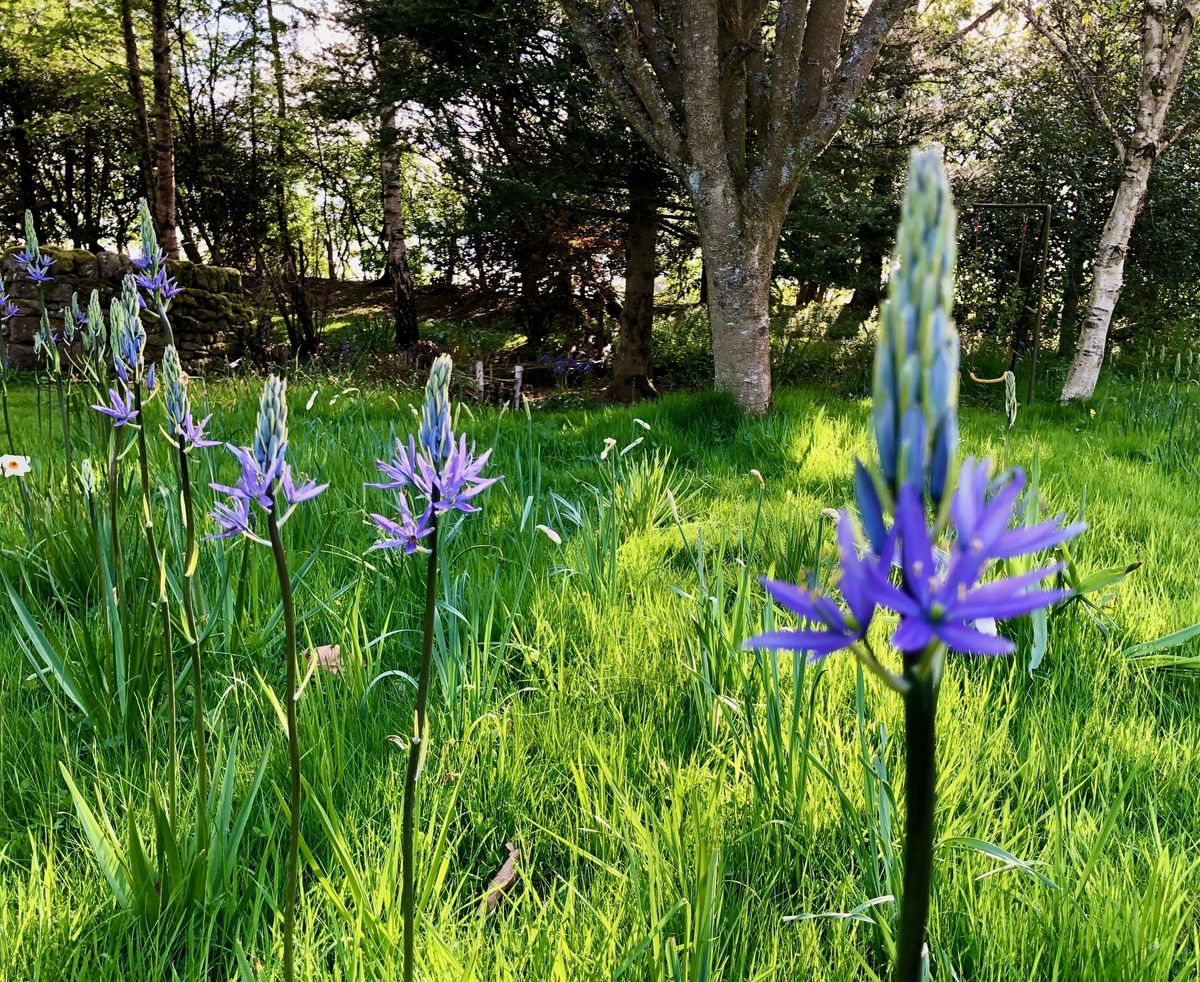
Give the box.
[366,355,500,552]
[747,458,1083,662]
[368,495,435,554]
[135,267,182,303]
[208,377,326,541]
[92,386,139,427]
[16,250,54,285]
[749,513,889,658]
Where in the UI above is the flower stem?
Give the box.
[55,374,75,507]
[895,672,938,982]
[403,509,440,982]
[2,372,15,453]
[266,502,300,982]
[178,446,209,844]
[133,388,177,829]
[107,427,126,609]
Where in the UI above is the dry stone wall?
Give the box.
[1,246,253,372]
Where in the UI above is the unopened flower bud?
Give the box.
[871,147,959,512]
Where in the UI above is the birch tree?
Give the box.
[563,0,913,412]
[1024,0,1200,401]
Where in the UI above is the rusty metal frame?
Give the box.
[968,202,1053,404]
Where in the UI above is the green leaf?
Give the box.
[59,764,131,909]
[6,572,90,714]
[1123,622,1200,660]
[941,835,1058,890]
[1076,562,1141,595]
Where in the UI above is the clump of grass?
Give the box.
[0,362,1198,980]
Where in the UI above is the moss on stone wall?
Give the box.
[0,246,252,372]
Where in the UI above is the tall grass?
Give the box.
[0,379,1198,979]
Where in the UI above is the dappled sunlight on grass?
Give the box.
[1,378,1199,979]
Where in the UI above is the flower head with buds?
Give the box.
[161,345,217,451]
[870,148,959,514]
[133,199,181,312]
[81,289,107,358]
[111,281,151,388]
[208,376,326,542]
[419,355,453,464]
[747,148,1085,692]
[366,355,500,554]
[79,458,97,498]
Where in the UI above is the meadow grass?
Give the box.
[0,374,1198,980]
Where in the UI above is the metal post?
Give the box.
[968,202,1054,405]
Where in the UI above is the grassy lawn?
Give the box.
[1,375,1198,980]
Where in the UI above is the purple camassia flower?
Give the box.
[366,355,500,554]
[747,458,1084,660]
[135,267,182,302]
[368,495,435,553]
[209,494,253,540]
[280,461,327,505]
[173,411,219,450]
[212,444,282,509]
[746,513,890,660]
[131,247,165,272]
[16,250,54,285]
[208,443,327,541]
[369,435,435,499]
[370,433,498,516]
[1,296,22,319]
[92,386,139,427]
[874,478,1075,655]
[432,435,500,515]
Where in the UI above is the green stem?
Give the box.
[2,373,14,453]
[133,387,177,829]
[178,446,209,844]
[108,427,126,607]
[403,509,441,982]
[155,298,175,346]
[895,673,938,982]
[266,501,300,982]
[55,374,75,506]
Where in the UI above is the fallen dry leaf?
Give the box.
[478,842,520,915]
[313,644,342,674]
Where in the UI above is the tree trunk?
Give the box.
[609,174,659,403]
[265,0,315,356]
[381,106,419,347]
[1059,152,1154,401]
[119,0,156,213]
[698,210,775,414]
[11,101,40,225]
[1056,243,1086,358]
[150,0,180,259]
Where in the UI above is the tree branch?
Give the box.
[561,0,688,172]
[1022,2,1128,164]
